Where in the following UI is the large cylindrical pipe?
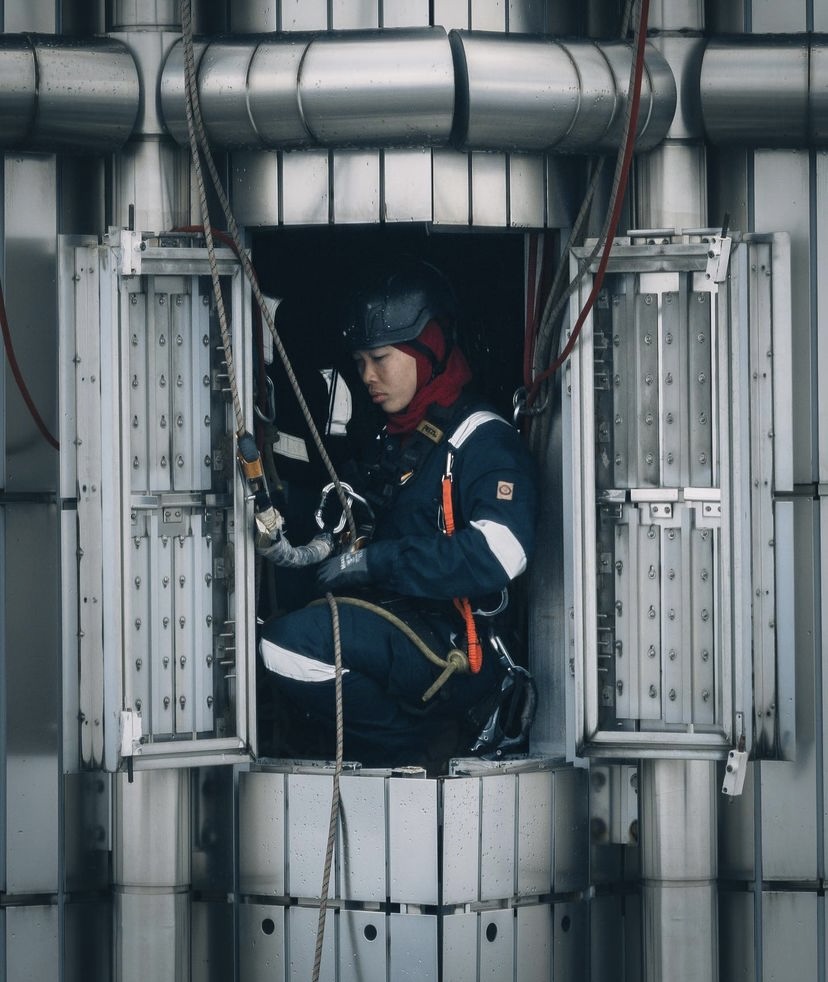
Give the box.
[160,28,456,150]
[701,36,828,146]
[0,35,139,153]
[451,33,676,152]
[159,29,676,154]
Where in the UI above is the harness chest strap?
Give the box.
[441,450,483,674]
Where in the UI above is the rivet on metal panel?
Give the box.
[159,333,167,346]
[701,649,709,661]
[159,295,166,306]
[668,648,676,661]
[644,295,653,305]
[667,528,676,540]
[700,569,709,581]
[665,372,673,384]
[203,334,209,345]
[176,334,183,345]
[162,575,169,586]
[615,560,623,573]
[164,696,170,709]
[177,455,184,467]
[648,565,656,579]
[666,332,673,344]
[615,414,622,425]
[136,699,142,711]
[131,295,138,305]
[176,415,184,427]
[669,689,676,701]
[702,689,710,702]
[645,412,654,425]
[648,606,656,619]
[161,414,168,428]
[615,640,623,656]
[699,452,708,464]
[699,412,707,424]
[644,333,652,345]
[179,696,186,708]
[615,601,623,614]
[132,456,139,468]
[649,685,657,698]
[644,373,654,385]
[645,452,654,465]
[647,526,656,539]
[668,568,675,580]
[698,372,706,384]
[649,645,656,658]
[700,609,710,622]
[666,412,674,423]
[667,609,675,621]
[203,374,210,386]
[696,333,705,343]
[135,658,142,670]
[204,415,211,426]
[134,618,141,630]
[131,375,139,388]
[163,656,169,667]
[666,452,674,464]
[616,680,623,693]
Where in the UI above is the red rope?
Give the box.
[526,0,650,406]
[0,276,59,451]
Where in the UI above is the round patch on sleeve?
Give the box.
[496,481,514,500]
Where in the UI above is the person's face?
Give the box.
[353,345,418,414]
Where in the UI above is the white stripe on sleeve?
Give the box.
[470,518,527,578]
[260,638,349,683]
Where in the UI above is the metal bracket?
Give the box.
[704,234,733,284]
[119,709,143,759]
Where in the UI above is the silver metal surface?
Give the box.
[762,892,818,981]
[113,769,190,887]
[517,770,553,897]
[286,773,335,899]
[700,38,828,146]
[239,770,286,896]
[339,910,387,982]
[564,232,793,759]
[4,505,60,894]
[191,901,234,982]
[0,35,138,153]
[388,778,438,905]
[61,235,256,769]
[114,890,190,982]
[5,905,60,981]
[479,907,515,980]
[442,912,477,982]
[442,777,480,905]
[552,901,589,982]
[516,905,552,982]
[338,773,387,902]
[480,773,516,901]
[389,913,438,982]
[642,882,718,982]
[161,29,455,150]
[454,33,675,153]
[239,904,286,982]
[552,766,589,893]
[289,906,335,981]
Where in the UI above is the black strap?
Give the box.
[364,394,474,512]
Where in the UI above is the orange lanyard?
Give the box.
[441,453,482,674]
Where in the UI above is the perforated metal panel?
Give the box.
[59,231,256,770]
[564,231,794,760]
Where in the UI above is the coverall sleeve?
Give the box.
[367,419,538,600]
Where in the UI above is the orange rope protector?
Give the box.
[441,456,483,674]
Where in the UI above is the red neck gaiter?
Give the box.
[385,321,472,436]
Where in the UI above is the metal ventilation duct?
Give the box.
[159,27,677,153]
[701,35,828,146]
[0,34,139,152]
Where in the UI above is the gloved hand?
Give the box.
[315,548,374,593]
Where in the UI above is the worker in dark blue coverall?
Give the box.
[258,261,538,767]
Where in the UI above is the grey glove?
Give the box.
[315,548,374,593]
[255,508,334,568]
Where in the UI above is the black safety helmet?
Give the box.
[343,259,457,353]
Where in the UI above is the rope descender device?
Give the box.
[441,451,483,674]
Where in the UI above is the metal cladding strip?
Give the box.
[701,35,828,146]
[159,27,675,153]
[0,34,140,152]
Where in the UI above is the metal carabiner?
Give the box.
[254,375,276,424]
